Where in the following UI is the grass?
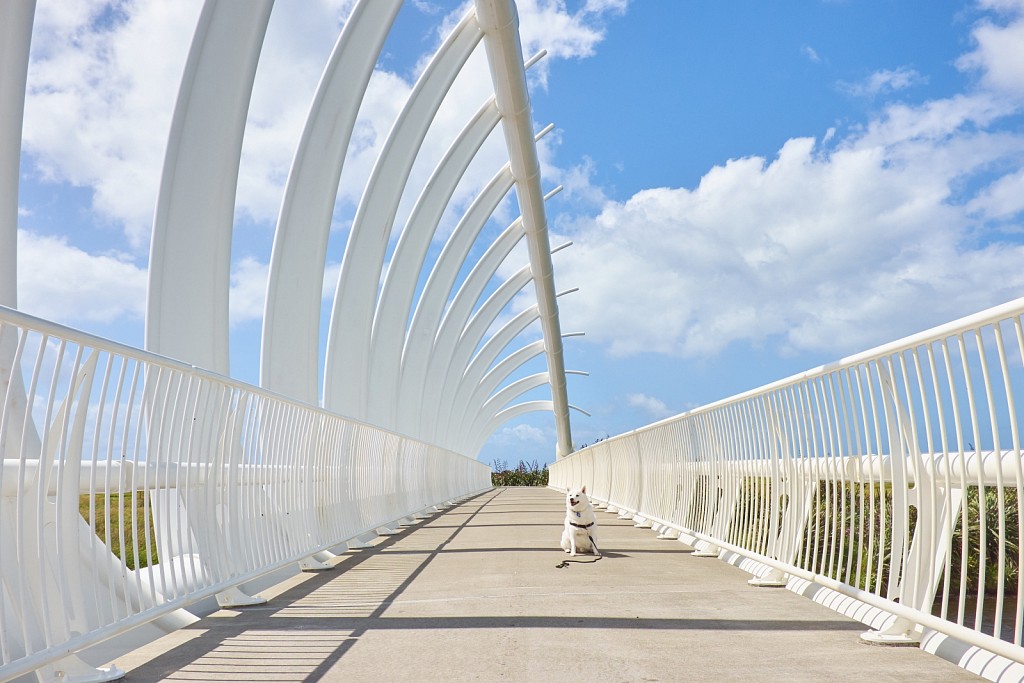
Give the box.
[79,493,159,570]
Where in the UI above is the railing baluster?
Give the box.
[552,298,1024,665]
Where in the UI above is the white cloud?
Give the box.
[413,1,445,15]
[626,393,672,419]
[958,2,1024,98]
[968,168,1024,220]
[802,45,822,63]
[488,423,551,453]
[839,67,927,98]
[17,230,146,323]
[554,103,1024,357]
[503,423,547,443]
[23,1,203,249]
[229,257,269,327]
[582,0,629,15]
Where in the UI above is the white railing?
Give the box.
[551,297,1024,668]
[0,305,490,681]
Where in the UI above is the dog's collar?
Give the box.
[570,521,594,529]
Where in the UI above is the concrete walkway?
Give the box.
[110,487,980,682]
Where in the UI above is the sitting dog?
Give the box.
[560,486,600,556]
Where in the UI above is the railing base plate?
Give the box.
[860,630,920,647]
[216,586,268,608]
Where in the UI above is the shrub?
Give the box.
[491,459,548,486]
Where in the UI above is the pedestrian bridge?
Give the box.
[99,488,977,682]
[2,0,1024,681]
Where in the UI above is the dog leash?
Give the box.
[555,556,602,568]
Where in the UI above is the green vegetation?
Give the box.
[948,486,1019,595]
[722,477,1020,604]
[491,459,548,486]
[79,493,159,570]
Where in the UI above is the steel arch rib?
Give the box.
[396,164,514,434]
[466,400,554,455]
[476,0,572,456]
[146,0,273,373]
[417,220,524,428]
[261,0,402,405]
[0,0,34,307]
[366,97,501,425]
[456,303,541,405]
[428,217,526,431]
[323,10,483,419]
[433,186,559,437]
[445,338,545,441]
[0,0,38,463]
[420,264,533,442]
[476,372,549,427]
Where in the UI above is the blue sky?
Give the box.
[13,0,1024,467]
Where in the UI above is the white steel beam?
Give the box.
[262,0,402,405]
[323,10,483,419]
[466,399,554,455]
[420,263,534,441]
[146,0,273,373]
[435,185,561,437]
[397,165,515,434]
[0,0,34,308]
[366,97,501,425]
[474,0,573,457]
[445,338,545,440]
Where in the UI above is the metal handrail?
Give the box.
[552,296,1024,665]
[0,305,490,679]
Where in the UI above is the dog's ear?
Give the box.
[582,485,587,493]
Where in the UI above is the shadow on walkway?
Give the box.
[114,487,980,682]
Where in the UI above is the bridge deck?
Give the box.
[110,487,979,681]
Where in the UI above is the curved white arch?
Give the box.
[396,164,515,433]
[261,0,402,405]
[448,288,576,449]
[146,1,274,373]
[430,185,559,435]
[323,10,483,418]
[366,98,501,425]
[457,303,541,403]
[444,338,544,440]
[446,335,548,438]
[0,0,34,307]
[465,399,554,455]
[477,372,549,423]
[421,264,533,441]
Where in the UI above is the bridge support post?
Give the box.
[34,656,124,683]
[691,543,722,558]
[748,568,788,588]
[298,550,338,572]
[346,531,379,549]
[860,617,921,646]
[215,586,267,608]
[632,515,653,528]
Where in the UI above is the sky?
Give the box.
[12,0,1024,468]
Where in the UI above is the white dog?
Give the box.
[560,486,600,557]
